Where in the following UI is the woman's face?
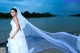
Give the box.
[10,10,17,17]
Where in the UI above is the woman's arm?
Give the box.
[10,17,20,39]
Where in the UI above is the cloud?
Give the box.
[64,2,80,10]
[0,0,80,15]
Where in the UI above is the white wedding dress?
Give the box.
[7,19,29,53]
[6,7,80,53]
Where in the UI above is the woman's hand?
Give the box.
[10,35,15,39]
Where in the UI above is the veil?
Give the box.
[13,7,79,53]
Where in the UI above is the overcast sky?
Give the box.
[0,0,80,15]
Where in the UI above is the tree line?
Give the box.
[71,14,80,17]
[0,11,55,19]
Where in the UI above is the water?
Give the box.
[0,16,80,43]
[28,17,80,33]
[0,16,80,33]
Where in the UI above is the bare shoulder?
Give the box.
[14,17,19,23]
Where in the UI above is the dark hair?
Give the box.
[11,8,17,13]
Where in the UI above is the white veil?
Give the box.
[13,7,79,53]
[13,7,29,30]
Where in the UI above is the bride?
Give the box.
[7,7,79,53]
[7,7,29,53]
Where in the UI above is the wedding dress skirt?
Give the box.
[7,20,29,53]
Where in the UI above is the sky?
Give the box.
[0,0,80,15]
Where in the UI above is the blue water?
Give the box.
[0,16,80,44]
[0,17,80,33]
[28,17,80,33]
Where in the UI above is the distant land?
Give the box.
[0,11,56,19]
[71,14,80,17]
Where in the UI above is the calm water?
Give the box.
[0,16,80,43]
[0,17,80,32]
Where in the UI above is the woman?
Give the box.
[7,8,29,53]
[7,7,78,53]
